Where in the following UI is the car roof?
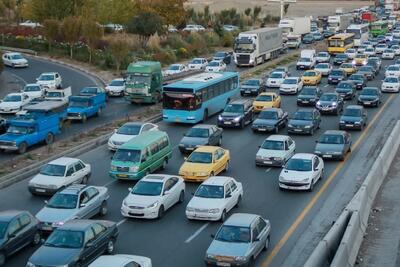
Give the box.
[91,255,149,267]
[291,153,315,160]
[59,184,89,195]
[345,105,363,110]
[6,93,24,96]
[25,83,41,87]
[203,176,232,186]
[5,52,22,56]
[259,92,277,96]
[266,134,290,141]
[40,72,58,75]
[0,210,24,221]
[59,219,96,231]
[192,124,215,129]
[224,213,259,227]
[323,130,346,135]
[194,146,220,153]
[122,122,146,127]
[142,174,177,182]
[48,157,80,166]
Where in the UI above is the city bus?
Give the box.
[162,72,240,123]
[346,24,369,47]
[327,33,355,54]
[370,20,389,37]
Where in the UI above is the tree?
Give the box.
[252,6,262,23]
[284,3,290,15]
[24,0,85,22]
[136,0,186,26]
[43,19,59,51]
[203,5,211,27]
[244,8,251,17]
[108,34,131,72]
[61,16,82,59]
[127,11,164,39]
[81,19,103,63]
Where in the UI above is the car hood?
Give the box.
[187,196,226,210]
[29,245,80,266]
[318,100,336,105]
[109,133,137,143]
[207,240,250,257]
[0,102,21,109]
[180,136,209,146]
[180,162,211,172]
[106,85,124,91]
[67,106,85,113]
[315,143,344,152]
[12,58,28,64]
[30,173,65,187]
[0,133,25,143]
[37,80,55,85]
[241,85,259,90]
[256,148,286,158]
[124,194,160,207]
[336,88,352,93]
[289,119,313,126]
[36,207,77,223]
[359,95,378,100]
[267,78,284,82]
[340,115,361,122]
[280,83,298,89]
[298,94,316,100]
[253,118,277,126]
[279,169,311,181]
[221,112,241,118]
[382,82,399,87]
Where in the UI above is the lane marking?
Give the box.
[265,168,272,173]
[103,179,117,187]
[117,218,127,226]
[261,94,396,266]
[185,223,210,243]
[324,84,329,88]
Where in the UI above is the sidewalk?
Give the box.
[357,150,400,267]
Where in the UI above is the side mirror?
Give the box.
[315,167,319,171]
[44,200,48,204]
[114,129,117,133]
[36,78,39,81]
[211,234,215,238]
[80,203,86,208]
[315,140,318,143]
[141,158,146,163]
[85,242,93,248]
[191,192,195,196]
[184,156,188,161]
[253,237,260,242]
[128,187,132,192]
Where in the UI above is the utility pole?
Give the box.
[268,0,297,19]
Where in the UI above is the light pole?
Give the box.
[268,0,297,19]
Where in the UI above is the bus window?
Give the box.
[163,93,201,110]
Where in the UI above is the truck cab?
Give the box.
[44,87,72,104]
[67,94,106,122]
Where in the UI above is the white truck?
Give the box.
[296,49,316,70]
[233,27,283,67]
[286,34,302,49]
[327,14,353,33]
[278,17,311,38]
[335,8,344,15]
[44,87,72,104]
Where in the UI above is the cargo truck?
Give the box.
[327,14,353,33]
[278,17,311,38]
[67,94,106,122]
[234,27,283,67]
[286,35,302,48]
[44,87,72,104]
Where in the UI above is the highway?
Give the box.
[2,53,400,267]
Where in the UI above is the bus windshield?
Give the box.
[126,74,150,86]
[329,40,344,47]
[163,92,200,111]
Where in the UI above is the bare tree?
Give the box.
[43,19,60,51]
[61,16,82,58]
[108,34,132,73]
[81,19,103,63]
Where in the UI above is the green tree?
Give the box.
[284,3,290,15]
[244,8,251,17]
[136,0,186,26]
[108,34,131,72]
[43,19,59,51]
[127,11,164,38]
[252,6,262,23]
[81,19,103,63]
[26,0,85,21]
[61,16,82,59]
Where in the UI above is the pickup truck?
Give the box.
[44,87,72,104]
[67,94,106,122]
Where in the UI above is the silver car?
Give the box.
[205,213,271,266]
[36,184,109,232]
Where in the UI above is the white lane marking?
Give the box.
[103,179,117,187]
[6,71,27,86]
[185,223,210,243]
[117,218,127,226]
[324,84,329,88]
[265,168,272,173]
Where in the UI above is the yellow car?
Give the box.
[339,63,357,75]
[253,92,281,112]
[301,70,322,85]
[353,53,368,66]
[179,146,230,182]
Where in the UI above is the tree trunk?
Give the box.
[88,48,92,63]
[48,41,52,52]
[70,45,73,58]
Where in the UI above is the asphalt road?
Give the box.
[2,52,400,267]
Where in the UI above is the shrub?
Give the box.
[165,34,187,50]
[221,31,234,47]
[203,31,220,47]
[185,32,207,55]
[147,33,161,52]
[176,47,189,59]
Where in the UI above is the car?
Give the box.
[36,72,62,89]
[188,57,208,70]
[278,153,324,191]
[108,122,158,151]
[348,74,367,90]
[22,83,44,100]
[255,135,295,167]
[314,130,352,160]
[179,124,223,154]
[297,86,321,106]
[251,108,288,133]
[312,32,324,41]
[240,79,265,96]
[375,43,387,54]
[391,44,400,55]
[0,210,41,266]
[164,64,188,76]
[178,146,230,182]
[186,176,243,221]
[296,56,315,70]
[27,219,119,267]
[364,47,376,56]
[366,60,380,76]
[167,26,178,33]
[302,33,314,44]
[266,71,287,88]
[357,45,368,54]
[218,99,254,128]
[328,69,346,85]
[385,32,393,42]
[105,78,126,97]
[223,25,239,32]
[368,56,382,70]
[376,35,386,44]
[357,65,376,80]
[322,30,335,38]
[35,184,110,232]
[339,63,357,76]
[316,52,330,63]
[335,81,356,100]
[385,64,400,77]
[339,105,367,130]
[205,213,271,267]
[381,76,400,93]
[205,60,227,72]
[79,86,107,97]
[104,23,124,32]
[301,70,322,86]
[213,51,231,64]
[316,92,344,115]
[28,157,91,196]
[272,66,289,76]
[89,255,152,267]
[183,24,205,32]
[352,53,368,66]
[333,53,349,65]
[121,174,185,219]
[358,87,382,107]
[0,93,30,114]
[279,77,304,94]
[288,109,321,135]
[253,92,281,112]
[382,48,395,59]
[314,63,332,76]
[2,52,28,67]
[345,48,357,59]
[19,20,42,28]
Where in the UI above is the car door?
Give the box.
[215,149,226,174]
[65,165,77,186]
[73,162,86,183]
[227,180,239,211]
[4,217,23,255]
[162,179,175,209]
[249,223,261,258]
[17,213,36,249]
[314,110,321,129]
[81,227,97,265]
[85,187,102,218]
[286,138,296,160]
[208,127,217,145]
[223,184,233,212]
[90,223,110,258]
[254,217,269,256]
[77,190,91,218]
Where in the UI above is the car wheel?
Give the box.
[203,110,208,122]
[247,257,255,267]
[235,195,242,208]
[45,132,54,145]
[224,161,229,172]
[158,205,165,219]
[320,169,324,180]
[106,239,115,254]
[310,128,314,136]
[0,251,5,266]
[220,209,227,222]
[240,120,245,129]
[161,159,167,170]
[18,142,28,154]
[81,175,89,184]
[218,136,222,146]
[308,179,314,192]
[31,231,41,246]
[178,190,185,203]
[99,201,108,216]
[263,236,271,251]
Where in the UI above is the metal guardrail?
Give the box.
[0,46,37,55]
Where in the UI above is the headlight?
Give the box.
[209,208,220,213]
[316,101,321,106]
[207,253,216,259]
[218,115,223,121]
[304,125,311,128]
[47,184,58,189]
[288,124,294,127]
[186,207,195,212]
[340,120,345,123]
[332,102,337,106]
[235,256,247,262]
[129,166,139,172]
[233,116,241,122]
[333,151,342,154]
[110,165,117,171]
[52,221,64,227]
[274,157,283,161]
[355,121,361,124]
[352,60,356,65]
[315,150,321,154]
[147,201,159,209]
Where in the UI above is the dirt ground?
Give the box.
[185,0,374,17]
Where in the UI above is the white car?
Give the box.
[364,47,376,57]
[296,57,315,70]
[279,153,324,191]
[28,157,91,195]
[385,33,393,42]
[22,83,44,100]
[19,20,42,28]
[375,44,388,54]
[393,30,400,38]
[188,58,208,70]
[385,65,400,77]
[2,52,28,68]
[314,63,332,76]
[186,176,243,221]
[357,45,368,54]
[36,72,62,89]
[121,174,185,219]
[382,49,395,59]
[164,64,188,76]
[279,77,303,94]
[345,48,357,59]
[183,24,205,32]
[381,76,400,93]
[89,255,152,267]
[266,71,287,88]
[391,45,400,56]
[105,78,126,96]
[205,60,226,72]
[108,122,158,150]
[0,93,30,114]
[315,52,330,63]
[255,135,296,167]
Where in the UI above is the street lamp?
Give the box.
[268,0,297,19]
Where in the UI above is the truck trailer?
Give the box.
[327,14,353,33]
[278,17,311,38]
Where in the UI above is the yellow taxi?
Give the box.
[339,63,357,75]
[253,92,281,112]
[353,53,368,66]
[179,146,230,182]
[301,70,322,86]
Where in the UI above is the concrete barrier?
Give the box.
[0,46,37,55]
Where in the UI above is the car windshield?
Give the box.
[7,125,32,134]
[366,48,374,52]
[384,77,399,83]
[113,149,141,162]
[209,61,219,66]
[81,87,98,94]
[11,54,23,60]
[343,108,361,116]
[3,95,21,102]
[320,94,337,101]
[131,181,163,196]
[45,230,83,249]
[303,71,317,77]
[24,85,41,92]
[169,65,180,70]
[361,89,378,95]
[187,152,212,163]
[126,74,150,86]
[69,100,90,108]
[274,68,286,73]
[285,158,312,171]
[346,49,355,53]
[110,80,124,86]
[224,104,243,113]
[317,53,328,57]
[349,75,363,81]
[270,73,284,78]
[316,64,328,69]
[215,225,251,243]
[191,59,202,64]
[299,57,311,62]
[195,185,224,198]
[384,49,394,53]
[336,55,347,59]
[256,95,273,101]
[243,80,259,86]
[282,78,297,84]
[117,124,141,135]
[46,193,78,209]
[301,88,316,95]
[331,70,343,76]
[259,110,278,120]
[40,164,66,177]
[214,52,225,57]
[387,66,399,71]
[337,83,352,89]
[292,111,313,120]
[341,64,353,68]
[185,128,209,138]
[0,221,8,239]
[261,140,284,150]
[38,74,54,81]
[319,134,344,144]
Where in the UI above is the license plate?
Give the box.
[323,155,332,158]
[302,100,309,103]
[322,107,330,111]
[245,90,250,93]
[175,118,181,122]
[263,161,272,164]
[35,189,46,193]
[117,174,128,178]
[294,129,302,132]
[258,128,267,131]
[224,121,232,125]
[217,263,231,267]
[42,226,52,231]
[364,102,371,105]
[346,124,353,127]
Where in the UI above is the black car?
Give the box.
[288,109,321,135]
[333,54,349,65]
[240,79,265,96]
[357,66,376,80]
[365,62,379,75]
[368,57,381,70]
[0,117,7,134]
[302,34,314,44]
[251,108,288,133]
[0,210,41,266]
[218,99,254,128]
[212,51,231,64]
[28,220,119,267]
[328,69,347,84]
[297,86,322,106]
[357,87,382,107]
[335,81,356,100]
[178,124,223,154]
[316,92,344,115]
[339,105,367,131]
[348,74,367,90]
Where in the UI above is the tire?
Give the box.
[263,236,270,251]
[224,161,229,172]
[18,142,28,154]
[81,175,89,184]
[308,180,314,192]
[0,251,5,266]
[105,239,115,254]
[210,172,215,177]
[75,262,82,267]
[178,190,185,203]
[99,201,108,216]
[240,120,245,129]
[247,257,255,267]
[320,169,324,180]
[310,128,314,136]
[203,110,208,122]
[220,209,227,222]
[31,231,41,246]
[45,132,54,145]
[218,137,222,146]
[158,205,165,219]
[161,159,167,170]
[235,195,242,208]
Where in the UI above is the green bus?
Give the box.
[125,61,163,104]
[370,20,388,37]
[109,131,172,180]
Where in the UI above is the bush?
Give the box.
[165,34,187,50]
[185,32,207,55]
[203,31,220,47]
[147,33,161,52]
[176,47,189,59]
[221,31,234,47]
